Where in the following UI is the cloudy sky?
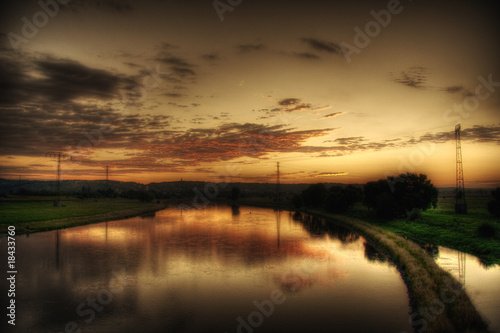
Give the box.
[0,0,499,186]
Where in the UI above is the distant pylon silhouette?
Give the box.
[455,124,467,213]
[46,152,71,205]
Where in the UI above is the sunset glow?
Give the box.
[1,0,499,186]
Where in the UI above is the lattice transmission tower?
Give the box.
[46,152,71,206]
[455,124,467,213]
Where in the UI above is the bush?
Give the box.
[477,222,496,239]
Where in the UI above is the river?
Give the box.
[2,205,421,332]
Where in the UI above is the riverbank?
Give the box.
[237,196,500,266]
[0,198,169,234]
[343,196,500,266]
[301,209,490,333]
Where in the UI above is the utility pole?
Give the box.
[276,162,281,206]
[455,124,467,213]
[106,165,109,188]
[46,152,71,206]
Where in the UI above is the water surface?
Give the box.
[433,245,500,333]
[1,206,413,332]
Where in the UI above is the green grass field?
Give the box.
[0,197,166,233]
[346,196,500,265]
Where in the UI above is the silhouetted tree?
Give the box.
[231,186,241,201]
[324,185,362,213]
[487,187,500,217]
[291,193,302,209]
[364,173,438,219]
[301,183,328,208]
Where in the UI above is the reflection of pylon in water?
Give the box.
[458,251,466,285]
[276,210,281,248]
[275,162,281,205]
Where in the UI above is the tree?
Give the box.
[324,185,362,213]
[231,186,241,201]
[487,187,500,217]
[291,193,302,209]
[301,183,328,208]
[363,173,438,219]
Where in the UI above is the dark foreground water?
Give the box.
[432,245,500,333]
[1,206,415,333]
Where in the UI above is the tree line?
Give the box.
[293,172,439,219]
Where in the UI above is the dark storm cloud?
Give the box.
[236,44,267,52]
[392,66,429,89]
[300,38,342,54]
[0,56,29,105]
[0,103,173,157]
[0,54,137,105]
[34,59,134,101]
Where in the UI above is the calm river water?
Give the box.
[432,245,500,333]
[3,206,417,332]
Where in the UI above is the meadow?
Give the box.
[0,197,166,233]
[364,196,500,265]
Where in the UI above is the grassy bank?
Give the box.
[239,195,500,265]
[0,197,168,233]
[345,196,500,265]
[306,209,490,333]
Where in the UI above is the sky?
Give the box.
[0,0,499,186]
